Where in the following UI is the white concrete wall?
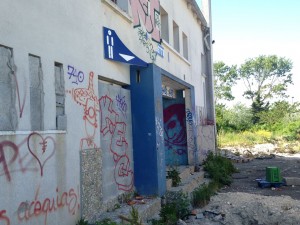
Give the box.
[0,0,212,224]
[158,0,205,108]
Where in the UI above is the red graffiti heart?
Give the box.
[27,132,56,176]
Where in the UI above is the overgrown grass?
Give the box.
[218,130,273,147]
[191,182,218,208]
[218,128,300,154]
[203,152,238,186]
[191,153,237,208]
[152,191,190,225]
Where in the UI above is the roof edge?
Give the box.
[186,0,208,27]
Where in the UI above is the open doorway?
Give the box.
[163,90,188,166]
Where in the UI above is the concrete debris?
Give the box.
[183,192,300,225]
[220,143,278,159]
[284,177,300,186]
[177,219,188,225]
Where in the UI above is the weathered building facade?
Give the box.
[0,0,215,224]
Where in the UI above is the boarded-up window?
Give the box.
[55,62,66,130]
[182,32,188,60]
[160,6,169,43]
[110,0,129,13]
[173,21,180,52]
[29,55,44,131]
[0,45,17,131]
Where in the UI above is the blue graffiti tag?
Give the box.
[186,109,193,126]
[116,94,127,117]
[67,65,84,85]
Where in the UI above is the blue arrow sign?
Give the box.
[103,27,148,67]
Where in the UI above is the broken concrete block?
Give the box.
[177,219,187,225]
[196,213,204,219]
[284,177,300,186]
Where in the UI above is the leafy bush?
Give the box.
[192,182,218,208]
[167,168,181,187]
[76,218,89,225]
[128,206,142,225]
[204,152,237,186]
[216,103,253,132]
[156,191,191,225]
[165,191,190,219]
[159,203,178,225]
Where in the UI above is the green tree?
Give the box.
[214,61,238,103]
[239,55,293,123]
[216,103,252,132]
[259,100,300,127]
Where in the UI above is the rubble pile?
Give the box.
[184,192,300,225]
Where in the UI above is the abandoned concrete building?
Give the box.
[0,0,215,224]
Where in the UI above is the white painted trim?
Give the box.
[162,39,191,66]
[102,0,133,23]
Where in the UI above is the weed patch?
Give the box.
[204,152,237,186]
[153,191,191,225]
[192,182,218,208]
[167,168,181,187]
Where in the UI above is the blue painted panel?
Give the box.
[130,64,166,196]
[163,97,188,166]
[103,27,148,67]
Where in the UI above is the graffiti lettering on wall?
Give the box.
[130,0,160,43]
[162,85,175,99]
[186,109,193,126]
[185,108,197,164]
[0,210,10,225]
[155,117,164,149]
[0,132,56,182]
[99,95,134,191]
[155,117,163,138]
[68,72,99,150]
[67,65,85,85]
[17,186,79,225]
[129,0,161,61]
[0,186,78,225]
[163,104,187,156]
[116,93,127,117]
[137,28,157,61]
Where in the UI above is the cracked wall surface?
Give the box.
[0,46,18,130]
[29,55,44,131]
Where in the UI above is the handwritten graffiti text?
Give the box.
[16,186,79,225]
[68,72,99,150]
[186,109,193,126]
[116,94,127,117]
[130,0,160,43]
[67,65,84,85]
[0,210,10,225]
[99,95,134,191]
[0,133,56,182]
[137,28,157,61]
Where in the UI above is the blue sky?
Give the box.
[197,0,300,104]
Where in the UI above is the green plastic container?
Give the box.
[266,167,281,183]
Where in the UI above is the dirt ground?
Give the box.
[184,152,300,225]
[220,154,300,199]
